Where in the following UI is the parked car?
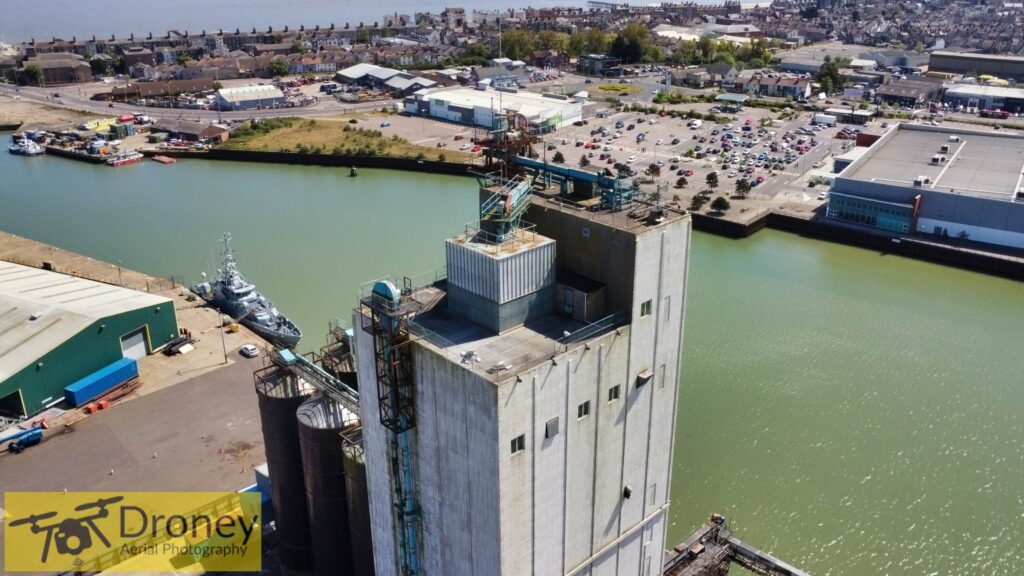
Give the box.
[240,344,260,358]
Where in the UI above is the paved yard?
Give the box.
[0,357,266,493]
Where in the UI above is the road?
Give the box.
[0,81,394,123]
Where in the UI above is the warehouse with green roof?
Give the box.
[0,261,179,419]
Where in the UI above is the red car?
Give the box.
[471,145,481,152]
[683,169,694,177]
[454,135,464,141]
[607,157,615,164]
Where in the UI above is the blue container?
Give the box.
[64,358,138,407]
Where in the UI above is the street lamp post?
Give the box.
[219,311,228,364]
[116,259,123,286]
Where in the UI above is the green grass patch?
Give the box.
[221,117,472,161]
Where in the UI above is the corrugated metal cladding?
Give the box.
[0,305,177,416]
[446,239,556,304]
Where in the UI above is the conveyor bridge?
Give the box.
[272,348,360,416]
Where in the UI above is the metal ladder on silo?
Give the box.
[364,282,420,576]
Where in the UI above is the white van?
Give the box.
[688,119,702,129]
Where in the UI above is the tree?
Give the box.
[689,195,707,211]
[714,52,737,67]
[816,55,847,94]
[735,178,752,198]
[698,36,717,63]
[212,81,224,90]
[175,53,193,66]
[268,57,289,77]
[711,196,731,212]
[291,41,308,54]
[438,152,447,162]
[580,154,590,167]
[89,56,113,76]
[569,29,612,56]
[671,40,699,66]
[459,42,490,65]
[914,41,925,54]
[643,45,664,63]
[500,29,535,60]
[610,22,651,64]
[537,30,570,53]
[552,151,566,164]
[24,64,43,85]
[706,172,719,189]
[675,176,688,188]
[646,163,661,177]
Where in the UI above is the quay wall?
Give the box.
[44,145,106,164]
[688,210,1024,280]
[766,212,1024,281]
[145,148,476,177]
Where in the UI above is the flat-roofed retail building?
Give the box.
[0,261,178,418]
[827,124,1024,248]
[404,86,585,132]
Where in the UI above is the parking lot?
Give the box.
[538,102,864,219]
[304,94,886,220]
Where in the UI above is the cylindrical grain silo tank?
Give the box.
[256,369,316,572]
[342,434,375,576]
[296,395,356,576]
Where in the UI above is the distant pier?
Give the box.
[665,514,810,576]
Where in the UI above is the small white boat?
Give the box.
[8,138,44,156]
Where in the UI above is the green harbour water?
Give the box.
[1,148,1021,575]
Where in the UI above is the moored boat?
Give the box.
[106,150,144,167]
[190,234,302,348]
[8,138,44,156]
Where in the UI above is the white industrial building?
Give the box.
[353,179,691,576]
[213,84,286,111]
[405,86,585,132]
[829,124,1024,248]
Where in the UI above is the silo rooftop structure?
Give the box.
[354,180,692,576]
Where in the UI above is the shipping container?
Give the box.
[812,114,837,126]
[64,357,138,407]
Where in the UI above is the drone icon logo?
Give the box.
[8,495,124,563]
